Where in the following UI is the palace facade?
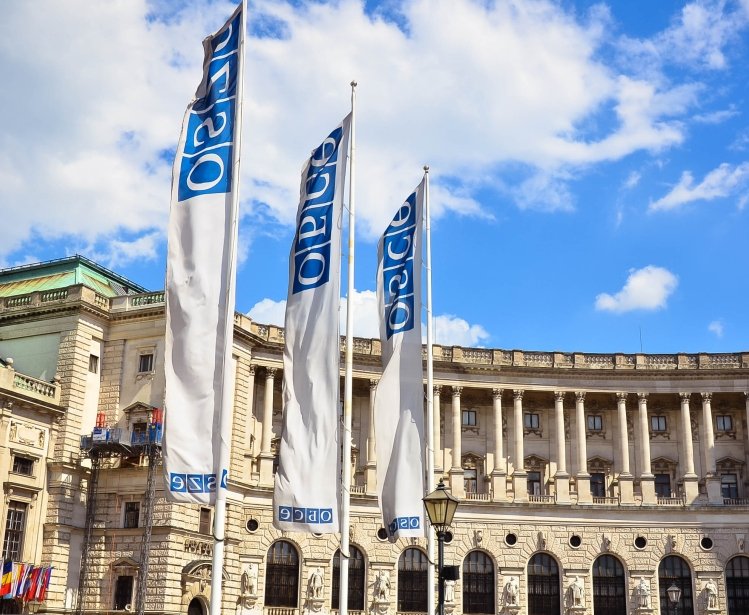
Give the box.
[1,256,748,615]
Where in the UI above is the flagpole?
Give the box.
[340,80,357,615]
[423,165,436,615]
[210,2,246,614]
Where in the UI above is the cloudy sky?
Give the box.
[2,0,748,353]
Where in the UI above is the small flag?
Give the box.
[38,567,52,602]
[0,560,12,597]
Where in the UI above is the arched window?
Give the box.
[332,546,365,610]
[658,555,693,615]
[187,597,204,615]
[398,548,428,613]
[527,553,560,615]
[462,550,495,614]
[592,554,626,614]
[727,556,749,614]
[265,540,300,607]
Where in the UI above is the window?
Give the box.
[592,555,626,615]
[726,556,749,615]
[528,471,542,496]
[138,353,154,373]
[89,354,99,374]
[722,474,739,499]
[113,575,134,610]
[591,472,606,498]
[123,502,140,529]
[12,455,34,476]
[527,553,560,615]
[462,410,477,427]
[398,548,428,613]
[265,541,299,607]
[651,415,667,432]
[199,508,212,535]
[658,555,693,615]
[717,415,734,432]
[332,546,365,610]
[464,468,478,494]
[2,501,27,560]
[587,415,603,431]
[524,413,540,430]
[463,551,494,614]
[655,474,671,498]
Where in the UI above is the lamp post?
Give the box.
[666,583,682,614]
[423,479,460,615]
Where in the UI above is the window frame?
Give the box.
[123,501,141,529]
[654,473,672,498]
[199,507,212,535]
[113,575,134,610]
[587,414,603,431]
[524,413,540,430]
[462,409,477,427]
[2,501,28,561]
[137,352,154,374]
[11,455,35,476]
[717,415,734,432]
[651,415,667,433]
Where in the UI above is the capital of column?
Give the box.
[513,389,524,401]
[370,379,379,390]
[575,391,586,403]
[637,392,648,403]
[248,363,256,375]
[433,385,442,396]
[702,392,713,402]
[265,367,277,379]
[616,392,628,403]
[554,391,565,402]
[452,386,462,398]
[679,392,691,403]
[492,388,503,400]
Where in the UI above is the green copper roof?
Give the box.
[0,255,149,298]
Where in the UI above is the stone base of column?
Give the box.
[640,474,656,505]
[512,470,528,503]
[258,453,275,486]
[576,473,592,504]
[618,473,634,505]
[365,462,377,496]
[706,474,723,505]
[491,470,507,502]
[555,472,570,504]
[682,473,699,504]
[448,467,465,498]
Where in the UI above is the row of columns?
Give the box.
[251,364,747,505]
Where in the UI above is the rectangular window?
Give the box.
[590,472,606,497]
[587,415,603,431]
[131,421,148,446]
[88,354,99,374]
[12,456,34,476]
[528,471,542,495]
[722,473,739,499]
[463,469,478,494]
[199,507,212,534]
[462,410,477,426]
[717,415,733,432]
[2,501,27,560]
[524,413,540,430]
[123,502,140,529]
[655,473,671,497]
[651,415,667,432]
[138,353,154,373]
[113,575,134,610]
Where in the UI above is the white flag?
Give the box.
[163,4,243,505]
[273,114,352,532]
[375,179,426,540]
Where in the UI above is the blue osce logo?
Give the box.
[388,516,420,536]
[169,468,228,494]
[278,506,334,525]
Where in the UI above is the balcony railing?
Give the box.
[657,495,686,506]
[265,608,298,615]
[723,497,749,506]
[528,494,555,504]
[464,492,491,501]
[592,496,620,505]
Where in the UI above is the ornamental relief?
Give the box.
[8,420,46,449]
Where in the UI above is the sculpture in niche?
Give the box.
[474,529,483,546]
[444,579,455,603]
[503,577,518,606]
[308,568,323,599]
[241,564,258,596]
[634,577,650,608]
[705,578,718,609]
[374,570,390,602]
[569,576,584,606]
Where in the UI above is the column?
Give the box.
[638,393,656,504]
[679,393,699,503]
[554,391,570,504]
[448,386,465,497]
[512,390,527,503]
[702,392,722,504]
[575,392,591,503]
[433,386,443,475]
[258,367,277,485]
[365,379,378,494]
[245,364,257,473]
[491,389,507,502]
[616,393,634,504]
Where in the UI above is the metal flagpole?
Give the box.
[340,80,357,615]
[210,2,246,614]
[424,165,436,615]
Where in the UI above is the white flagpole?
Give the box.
[340,80,357,615]
[210,2,246,614]
[424,166,436,615]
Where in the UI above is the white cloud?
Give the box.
[649,162,749,211]
[433,315,490,347]
[595,266,678,313]
[247,297,287,328]
[623,171,641,190]
[708,319,724,338]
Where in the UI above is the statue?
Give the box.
[705,578,718,609]
[374,570,390,602]
[445,579,455,603]
[308,568,323,600]
[504,577,518,606]
[241,564,258,596]
[570,576,584,606]
[635,577,650,608]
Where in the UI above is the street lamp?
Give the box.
[667,583,682,609]
[423,479,460,615]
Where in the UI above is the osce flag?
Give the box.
[273,114,352,533]
[163,3,244,504]
[375,179,426,540]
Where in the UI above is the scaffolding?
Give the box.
[77,418,162,615]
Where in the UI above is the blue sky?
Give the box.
[2,0,748,354]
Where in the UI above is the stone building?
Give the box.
[1,256,748,615]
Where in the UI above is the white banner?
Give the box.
[273,114,352,532]
[375,179,426,540]
[163,4,243,505]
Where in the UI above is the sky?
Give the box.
[2,0,748,354]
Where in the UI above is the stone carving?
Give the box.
[537,531,546,550]
[8,420,46,449]
[668,534,677,552]
[737,534,745,552]
[503,576,518,606]
[602,534,611,552]
[308,568,324,599]
[474,529,483,546]
[445,579,455,603]
[374,570,390,602]
[569,576,584,607]
[634,577,650,609]
[241,564,258,597]
[704,578,718,610]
